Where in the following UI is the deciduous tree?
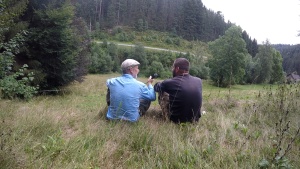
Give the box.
[252,40,274,84]
[208,25,247,87]
[253,40,284,84]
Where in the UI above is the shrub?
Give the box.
[256,84,300,168]
[0,64,38,100]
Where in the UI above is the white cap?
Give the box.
[121,59,140,69]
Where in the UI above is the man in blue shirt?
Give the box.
[106,59,156,122]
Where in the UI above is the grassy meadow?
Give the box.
[1,74,299,169]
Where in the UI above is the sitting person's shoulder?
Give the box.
[133,79,147,86]
[191,75,202,80]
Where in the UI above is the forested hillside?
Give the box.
[0,0,298,99]
[75,0,258,56]
[76,0,228,42]
[273,44,300,75]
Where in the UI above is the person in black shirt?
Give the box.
[154,58,202,123]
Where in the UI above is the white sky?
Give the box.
[202,0,300,45]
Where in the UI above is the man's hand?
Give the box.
[147,76,154,85]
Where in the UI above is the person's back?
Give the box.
[154,58,202,123]
[107,74,152,121]
[155,74,202,123]
[106,59,156,122]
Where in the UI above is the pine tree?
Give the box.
[0,0,28,42]
[0,0,28,78]
[26,0,89,89]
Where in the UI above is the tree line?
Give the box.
[273,44,300,75]
[207,26,284,87]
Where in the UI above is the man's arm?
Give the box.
[154,82,163,93]
[146,75,154,87]
[106,88,110,106]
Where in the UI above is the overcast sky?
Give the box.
[202,0,300,45]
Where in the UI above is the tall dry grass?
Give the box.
[1,74,299,169]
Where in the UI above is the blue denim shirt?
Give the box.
[106,74,156,122]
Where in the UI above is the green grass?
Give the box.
[1,74,299,168]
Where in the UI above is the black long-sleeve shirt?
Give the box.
[154,74,202,123]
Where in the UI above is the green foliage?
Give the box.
[208,25,248,87]
[108,43,120,72]
[135,19,148,32]
[165,37,173,44]
[40,134,65,161]
[242,31,259,57]
[190,65,209,79]
[106,2,116,27]
[258,158,269,168]
[259,155,293,168]
[146,61,165,78]
[89,39,208,78]
[88,42,113,74]
[93,30,109,40]
[0,0,34,100]
[92,29,208,79]
[270,50,284,84]
[107,43,118,56]
[252,41,284,84]
[71,17,91,82]
[112,27,123,35]
[73,0,249,44]
[243,53,256,84]
[253,40,274,83]
[0,64,38,100]
[252,84,300,168]
[0,43,15,79]
[117,32,131,42]
[0,0,28,42]
[185,53,208,79]
[131,43,148,69]
[277,44,300,75]
[26,0,90,89]
[0,0,28,79]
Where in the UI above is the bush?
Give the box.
[190,66,209,79]
[255,84,300,168]
[0,65,38,100]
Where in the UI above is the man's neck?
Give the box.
[176,72,189,76]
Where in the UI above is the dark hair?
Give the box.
[174,58,190,71]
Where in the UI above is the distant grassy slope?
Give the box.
[95,27,212,58]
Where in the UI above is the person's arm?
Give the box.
[106,88,110,106]
[154,81,163,93]
[140,76,156,101]
[199,79,203,108]
[146,76,154,87]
